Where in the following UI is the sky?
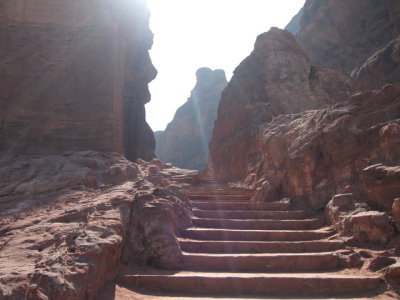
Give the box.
[146,0,305,131]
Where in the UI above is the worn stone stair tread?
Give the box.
[192,209,309,219]
[189,197,252,202]
[191,217,325,230]
[119,271,382,297]
[180,251,340,272]
[190,201,290,210]
[178,238,344,253]
[181,227,334,241]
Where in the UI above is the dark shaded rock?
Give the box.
[0,152,198,299]
[368,256,397,272]
[291,0,400,89]
[362,164,400,210]
[325,194,355,226]
[393,198,400,232]
[156,68,227,171]
[0,0,156,161]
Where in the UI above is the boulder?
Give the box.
[362,164,400,210]
[340,211,395,245]
[325,194,355,226]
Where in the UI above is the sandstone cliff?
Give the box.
[156,68,227,171]
[286,0,400,90]
[203,28,354,181]
[0,0,156,161]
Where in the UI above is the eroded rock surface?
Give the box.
[363,164,400,210]
[0,152,198,299]
[204,27,354,181]
[0,0,156,161]
[207,82,400,212]
[286,0,400,89]
[155,68,227,171]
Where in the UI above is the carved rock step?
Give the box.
[188,194,251,201]
[181,228,334,241]
[192,209,308,219]
[192,217,325,230]
[191,200,289,211]
[178,238,344,253]
[188,190,253,194]
[120,271,382,297]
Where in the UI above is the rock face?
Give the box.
[286,0,400,89]
[251,85,400,210]
[0,0,156,161]
[0,151,198,299]
[204,28,354,181]
[156,68,227,171]
[362,164,400,210]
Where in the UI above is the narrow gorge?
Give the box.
[1,0,400,299]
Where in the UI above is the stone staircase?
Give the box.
[120,181,384,298]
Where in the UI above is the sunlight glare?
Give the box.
[146,0,305,131]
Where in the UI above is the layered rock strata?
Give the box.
[0,151,198,299]
[286,0,400,89]
[156,68,227,171]
[0,0,156,161]
[204,28,354,181]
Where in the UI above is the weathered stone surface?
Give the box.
[156,68,227,171]
[340,211,395,245]
[208,83,400,209]
[368,256,396,272]
[325,194,355,227]
[354,37,400,90]
[0,0,156,161]
[0,152,198,299]
[362,164,400,211]
[385,262,400,279]
[393,198,400,232]
[288,0,400,89]
[204,27,354,181]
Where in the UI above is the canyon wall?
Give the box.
[286,0,400,90]
[204,2,400,216]
[156,68,227,171]
[203,28,354,181]
[0,0,156,161]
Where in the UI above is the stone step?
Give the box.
[188,194,252,201]
[192,209,308,219]
[181,227,334,241]
[188,189,253,194]
[192,217,325,230]
[191,201,290,211]
[178,238,344,253]
[181,252,340,272]
[119,272,382,297]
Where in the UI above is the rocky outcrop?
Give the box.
[286,0,400,89]
[204,27,354,181]
[245,85,400,210]
[0,0,156,161]
[156,68,227,171]
[0,151,198,299]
